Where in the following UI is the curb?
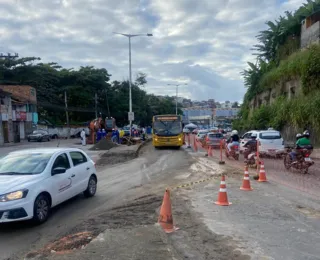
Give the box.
[135,138,152,157]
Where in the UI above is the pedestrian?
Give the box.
[111,128,117,143]
[115,128,120,144]
[101,129,106,139]
[80,129,86,146]
[119,128,124,144]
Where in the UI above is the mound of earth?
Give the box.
[89,138,118,150]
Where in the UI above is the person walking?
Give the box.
[80,129,86,146]
[119,128,124,144]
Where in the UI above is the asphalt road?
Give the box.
[190,135,320,198]
[0,142,191,260]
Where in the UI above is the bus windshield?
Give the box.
[153,119,182,136]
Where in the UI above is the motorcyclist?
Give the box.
[291,130,313,162]
[290,133,302,160]
[227,130,240,152]
[296,130,311,147]
[243,133,258,160]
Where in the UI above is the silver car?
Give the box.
[27,130,51,142]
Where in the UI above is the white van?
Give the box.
[240,129,285,156]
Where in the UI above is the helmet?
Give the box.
[303,130,310,137]
[231,130,238,136]
[251,133,257,138]
[296,133,302,138]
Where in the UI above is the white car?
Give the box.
[196,130,209,141]
[183,127,191,133]
[240,129,285,156]
[0,148,97,224]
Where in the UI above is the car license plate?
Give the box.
[304,157,311,162]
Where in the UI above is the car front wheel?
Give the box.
[33,194,51,224]
[84,175,97,198]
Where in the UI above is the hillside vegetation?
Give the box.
[234,0,320,138]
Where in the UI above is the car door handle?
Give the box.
[71,174,75,178]
[86,167,90,170]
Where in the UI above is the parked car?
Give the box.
[205,132,224,148]
[192,128,199,135]
[0,148,97,223]
[196,130,209,141]
[183,127,191,134]
[27,130,51,142]
[240,129,285,157]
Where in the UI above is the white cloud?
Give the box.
[0,0,306,102]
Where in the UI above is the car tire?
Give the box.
[28,139,30,142]
[33,194,51,224]
[84,175,97,198]
[47,137,50,142]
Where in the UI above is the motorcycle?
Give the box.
[225,143,240,160]
[244,148,258,169]
[284,146,314,174]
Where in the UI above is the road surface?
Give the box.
[0,143,192,260]
[1,141,320,260]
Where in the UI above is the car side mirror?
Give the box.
[52,167,66,175]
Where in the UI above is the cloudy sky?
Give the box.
[1,0,305,102]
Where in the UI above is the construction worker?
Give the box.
[119,128,125,144]
[80,129,86,146]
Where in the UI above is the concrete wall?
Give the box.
[301,20,320,49]
[37,126,89,138]
[250,79,302,111]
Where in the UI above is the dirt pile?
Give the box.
[89,138,118,151]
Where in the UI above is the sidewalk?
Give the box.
[177,168,320,260]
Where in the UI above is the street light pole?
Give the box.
[128,36,132,133]
[113,32,153,136]
[167,83,188,115]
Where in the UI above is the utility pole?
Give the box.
[105,90,110,117]
[113,32,153,136]
[64,91,70,139]
[95,93,98,118]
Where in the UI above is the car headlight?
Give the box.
[0,189,29,202]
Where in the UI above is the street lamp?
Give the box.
[113,32,153,136]
[167,83,188,115]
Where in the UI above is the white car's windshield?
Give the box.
[0,153,53,175]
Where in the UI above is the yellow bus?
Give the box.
[152,114,184,148]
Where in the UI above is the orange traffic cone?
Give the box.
[215,175,232,206]
[240,166,253,191]
[208,145,213,157]
[193,136,198,152]
[158,189,178,233]
[258,161,267,182]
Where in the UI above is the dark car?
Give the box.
[205,132,224,147]
[27,130,51,142]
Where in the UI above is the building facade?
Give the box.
[0,85,38,144]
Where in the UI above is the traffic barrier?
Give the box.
[158,189,178,233]
[208,145,213,157]
[193,135,198,152]
[240,166,253,191]
[187,134,191,148]
[219,139,225,164]
[258,161,267,182]
[215,175,231,206]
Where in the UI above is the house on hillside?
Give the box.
[301,10,320,49]
[0,85,38,144]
